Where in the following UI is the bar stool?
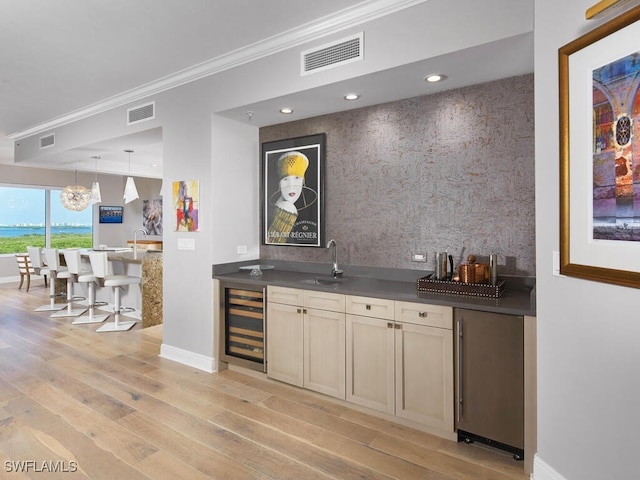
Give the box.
[29,246,64,312]
[63,249,109,325]
[45,248,87,318]
[88,251,140,332]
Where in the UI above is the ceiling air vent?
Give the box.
[40,133,55,149]
[301,32,363,76]
[127,101,155,125]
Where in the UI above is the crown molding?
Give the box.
[9,0,427,141]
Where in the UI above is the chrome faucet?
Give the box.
[133,228,147,259]
[326,239,343,277]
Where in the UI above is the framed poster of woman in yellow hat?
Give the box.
[262,133,325,246]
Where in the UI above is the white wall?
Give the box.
[204,0,534,117]
[211,115,260,264]
[157,81,216,371]
[535,2,640,479]
[158,103,260,373]
[13,0,534,167]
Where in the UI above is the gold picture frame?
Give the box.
[560,5,640,288]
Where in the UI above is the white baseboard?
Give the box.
[533,454,568,480]
[0,275,47,285]
[0,276,21,284]
[159,343,216,373]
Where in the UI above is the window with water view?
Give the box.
[0,186,93,254]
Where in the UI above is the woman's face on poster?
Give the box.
[279,175,304,204]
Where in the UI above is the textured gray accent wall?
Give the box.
[260,74,535,276]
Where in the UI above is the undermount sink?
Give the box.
[299,276,344,286]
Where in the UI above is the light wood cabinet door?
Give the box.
[346,314,395,414]
[394,321,454,432]
[267,286,345,392]
[266,301,303,387]
[304,308,345,399]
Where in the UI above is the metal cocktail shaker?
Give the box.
[490,254,498,285]
[435,252,448,280]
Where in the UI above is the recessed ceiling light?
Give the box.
[425,74,447,83]
[344,93,359,100]
[280,107,293,114]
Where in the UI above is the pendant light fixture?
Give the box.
[60,170,91,211]
[89,155,102,204]
[123,149,139,204]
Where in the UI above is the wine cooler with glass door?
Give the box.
[219,283,266,372]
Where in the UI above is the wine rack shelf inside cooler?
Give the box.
[224,287,265,368]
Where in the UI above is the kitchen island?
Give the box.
[105,250,163,328]
[73,249,163,328]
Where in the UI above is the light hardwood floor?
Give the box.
[0,282,529,479]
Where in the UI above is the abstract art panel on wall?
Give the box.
[172,180,199,232]
[143,199,163,235]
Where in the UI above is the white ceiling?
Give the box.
[0,0,534,176]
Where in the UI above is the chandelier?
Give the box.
[60,170,91,211]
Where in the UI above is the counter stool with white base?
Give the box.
[88,251,140,332]
[63,249,109,325]
[28,246,64,312]
[46,248,87,318]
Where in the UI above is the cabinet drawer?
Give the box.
[395,301,452,329]
[346,295,394,320]
[267,285,304,306]
[304,290,345,312]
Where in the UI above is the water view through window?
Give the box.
[0,186,93,254]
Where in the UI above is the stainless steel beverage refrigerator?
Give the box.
[454,308,524,460]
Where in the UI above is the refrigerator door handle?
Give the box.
[457,316,463,424]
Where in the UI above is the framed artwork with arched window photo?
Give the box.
[560,4,640,288]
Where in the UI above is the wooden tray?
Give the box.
[417,275,505,298]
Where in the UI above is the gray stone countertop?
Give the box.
[213,260,536,317]
[84,249,163,265]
